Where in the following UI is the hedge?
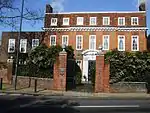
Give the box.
[105,49,150,84]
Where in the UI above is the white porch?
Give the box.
[81,49,100,82]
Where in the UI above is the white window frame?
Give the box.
[77,17,84,25]
[103,17,110,25]
[50,35,56,46]
[103,35,110,50]
[76,60,82,70]
[32,39,39,48]
[8,39,15,53]
[131,35,139,51]
[51,18,57,26]
[90,17,97,25]
[89,35,96,50]
[118,17,125,26]
[63,18,70,26]
[118,35,125,51]
[131,17,139,25]
[62,35,69,46]
[20,39,27,53]
[76,35,83,50]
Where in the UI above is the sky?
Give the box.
[0,0,150,39]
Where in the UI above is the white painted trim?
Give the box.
[131,35,139,51]
[8,39,15,53]
[76,35,83,50]
[45,11,146,14]
[62,35,69,46]
[50,35,56,46]
[103,17,110,25]
[32,39,39,48]
[82,49,100,55]
[103,35,110,50]
[43,27,148,32]
[131,17,139,26]
[89,35,96,50]
[77,17,84,25]
[118,17,125,26]
[90,17,97,25]
[63,18,70,26]
[118,35,125,51]
[20,39,27,53]
[51,18,58,26]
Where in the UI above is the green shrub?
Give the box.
[76,72,82,85]
[105,50,150,83]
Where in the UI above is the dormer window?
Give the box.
[63,18,69,26]
[51,18,57,26]
[131,17,139,25]
[103,17,110,25]
[118,17,125,26]
[90,17,97,25]
[77,17,84,25]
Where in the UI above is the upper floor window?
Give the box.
[62,35,69,46]
[20,39,27,53]
[51,18,57,26]
[103,35,109,50]
[8,39,15,53]
[131,17,139,25]
[63,18,69,26]
[77,17,84,25]
[76,35,83,50]
[50,35,56,46]
[118,17,125,26]
[90,17,97,25]
[89,35,96,50]
[103,17,110,25]
[32,39,39,48]
[131,35,139,51]
[118,35,125,51]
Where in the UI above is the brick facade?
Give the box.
[44,5,147,56]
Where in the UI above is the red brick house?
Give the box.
[43,4,148,83]
[0,32,45,63]
[0,1,148,84]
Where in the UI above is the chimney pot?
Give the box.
[46,4,53,13]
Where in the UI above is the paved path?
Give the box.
[1,87,150,99]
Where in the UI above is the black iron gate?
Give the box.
[66,58,96,92]
[88,60,96,84]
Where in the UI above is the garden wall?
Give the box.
[12,76,53,90]
[110,82,147,93]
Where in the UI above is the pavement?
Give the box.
[0,87,150,99]
[0,95,150,113]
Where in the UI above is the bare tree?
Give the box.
[0,0,44,28]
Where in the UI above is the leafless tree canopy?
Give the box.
[0,0,44,29]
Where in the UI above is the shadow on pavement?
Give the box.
[0,96,80,113]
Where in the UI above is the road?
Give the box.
[0,95,150,113]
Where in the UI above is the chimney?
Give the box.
[46,4,53,13]
[139,0,146,11]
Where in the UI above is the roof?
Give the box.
[46,11,146,14]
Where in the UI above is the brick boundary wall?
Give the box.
[110,82,147,93]
[12,76,53,90]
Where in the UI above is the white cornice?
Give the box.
[43,27,148,32]
[45,11,146,15]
